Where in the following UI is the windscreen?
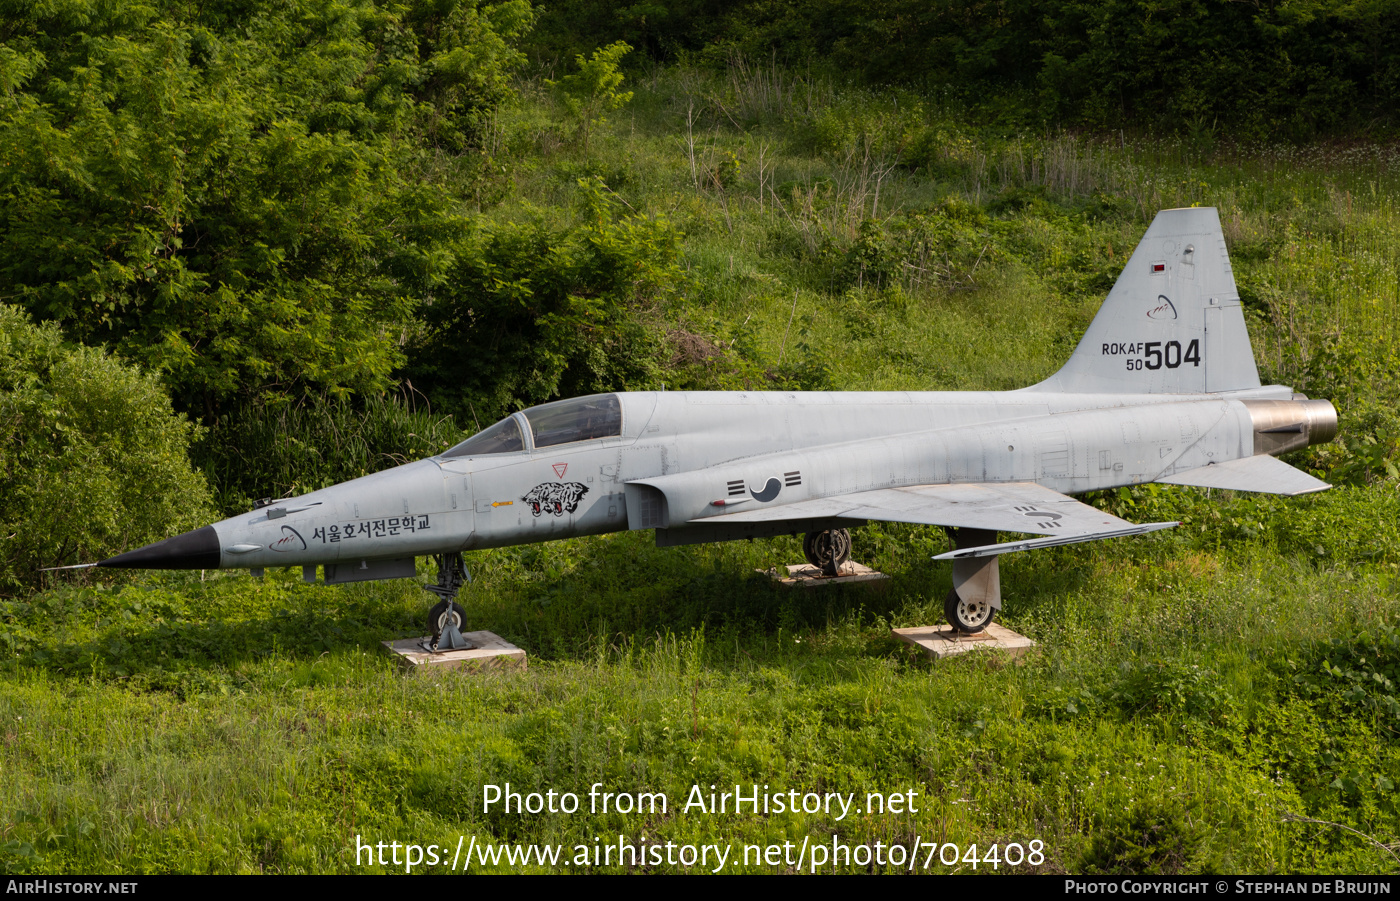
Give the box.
[442,415,525,458]
[523,394,622,448]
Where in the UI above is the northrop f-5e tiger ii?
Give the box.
[92,207,1337,645]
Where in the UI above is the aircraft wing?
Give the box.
[694,481,1141,536]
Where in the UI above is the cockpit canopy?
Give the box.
[442,415,525,457]
[442,394,623,458]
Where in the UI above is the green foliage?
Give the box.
[192,391,465,514]
[0,570,427,690]
[663,313,834,392]
[1032,660,1235,727]
[837,204,992,293]
[1080,799,1211,875]
[0,0,532,416]
[1113,660,1235,725]
[546,41,634,153]
[3,538,1398,873]
[1290,626,1400,734]
[1279,339,1400,487]
[0,305,212,594]
[526,0,725,64]
[528,0,1400,137]
[404,0,538,150]
[405,176,679,424]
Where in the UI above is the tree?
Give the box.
[548,41,634,154]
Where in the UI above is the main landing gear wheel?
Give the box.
[803,529,852,577]
[944,588,995,634]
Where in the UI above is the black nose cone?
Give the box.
[98,525,222,570]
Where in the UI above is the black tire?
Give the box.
[944,588,995,633]
[803,529,851,576]
[428,600,468,640]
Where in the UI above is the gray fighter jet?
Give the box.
[95,207,1336,641]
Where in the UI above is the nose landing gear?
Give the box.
[422,552,475,651]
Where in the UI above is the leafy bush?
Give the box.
[0,0,534,416]
[1030,661,1235,727]
[1113,660,1236,726]
[0,305,212,593]
[1275,338,1400,488]
[837,205,992,294]
[404,177,679,424]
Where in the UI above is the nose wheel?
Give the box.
[422,552,475,651]
[429,599,469,643]
[803,529,852,577]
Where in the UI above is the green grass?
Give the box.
[5,62,1400,874]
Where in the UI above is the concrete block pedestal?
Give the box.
[892,623,1035,661]
[762,561,890,587]
[382,632,527,672]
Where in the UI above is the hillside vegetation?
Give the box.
[2,0,1400,874]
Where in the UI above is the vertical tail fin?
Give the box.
[1029,207,1260,394]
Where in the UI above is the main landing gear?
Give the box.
[803,528,852,577]
[422,552,475,652]
[943,527,1001,634]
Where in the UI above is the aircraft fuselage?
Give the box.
[204,386,1330,580]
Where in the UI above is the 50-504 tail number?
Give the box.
[1104,339,1202,371]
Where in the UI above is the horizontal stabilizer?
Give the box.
[933,522,1179,560]
[1156,454,1330,496]
[696,481,1134,535]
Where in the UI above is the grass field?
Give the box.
[3,62,1400,874]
